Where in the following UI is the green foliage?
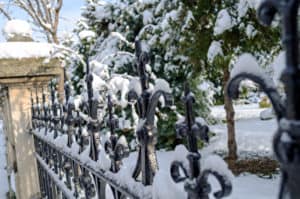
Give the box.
[179,0,281,159]
[259,97,272,108]
[156,107,180,150]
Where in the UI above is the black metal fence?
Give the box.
[29,0,300,198]
[30,40,232,199]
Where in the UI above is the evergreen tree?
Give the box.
[71,0,211,149]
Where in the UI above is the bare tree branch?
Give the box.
[13,0,63,43]
[52,0,63,43]
[40,0,51,22]
[0,2,12,20]
[0,6,12,20]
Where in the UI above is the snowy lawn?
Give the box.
[153,149,280,199]
[208,118,277,158]
[209,103,277,158]
[229,174,279,199]
[145,105,279,198]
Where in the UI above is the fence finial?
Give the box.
[171,83,231,199]
[130,40,173,185]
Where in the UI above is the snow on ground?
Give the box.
[118,147,280,199]
[211,104,267,121]
[0,121,9,198]
[208,118,277,158]
[209,104,277,157]
[229,174,280,199]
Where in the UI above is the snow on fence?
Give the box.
[29,41,232,199]
[28,0,300,198]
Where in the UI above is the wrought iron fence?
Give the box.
[29,0,300,198]
[30,40,232,199]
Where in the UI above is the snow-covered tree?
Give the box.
[71,0,211,149]
[182,0,281,161]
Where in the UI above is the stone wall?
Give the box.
[0,57,63,199]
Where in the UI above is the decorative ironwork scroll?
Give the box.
[128,40,173,185]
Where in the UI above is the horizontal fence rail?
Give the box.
[32,130,149,199]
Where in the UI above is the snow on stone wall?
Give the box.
[3,20,32,40]
[0,42,54,59]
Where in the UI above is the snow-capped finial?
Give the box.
[3,19,33,42]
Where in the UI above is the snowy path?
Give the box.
[0,121,9,198]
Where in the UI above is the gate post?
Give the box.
[0,20,64,199]
[0,61,63,199]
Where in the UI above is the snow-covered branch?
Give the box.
[99,51,135,64]
[48,44,86,67]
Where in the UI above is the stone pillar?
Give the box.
[0,20,63,199]
[0,64,63,199]
[8,85,39,199]
[0,19,64,199]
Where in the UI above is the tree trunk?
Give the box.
[51,32,59,44]
[223,66,238,161]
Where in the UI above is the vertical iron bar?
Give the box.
[84,54,105,199]
[281,0,300,120]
